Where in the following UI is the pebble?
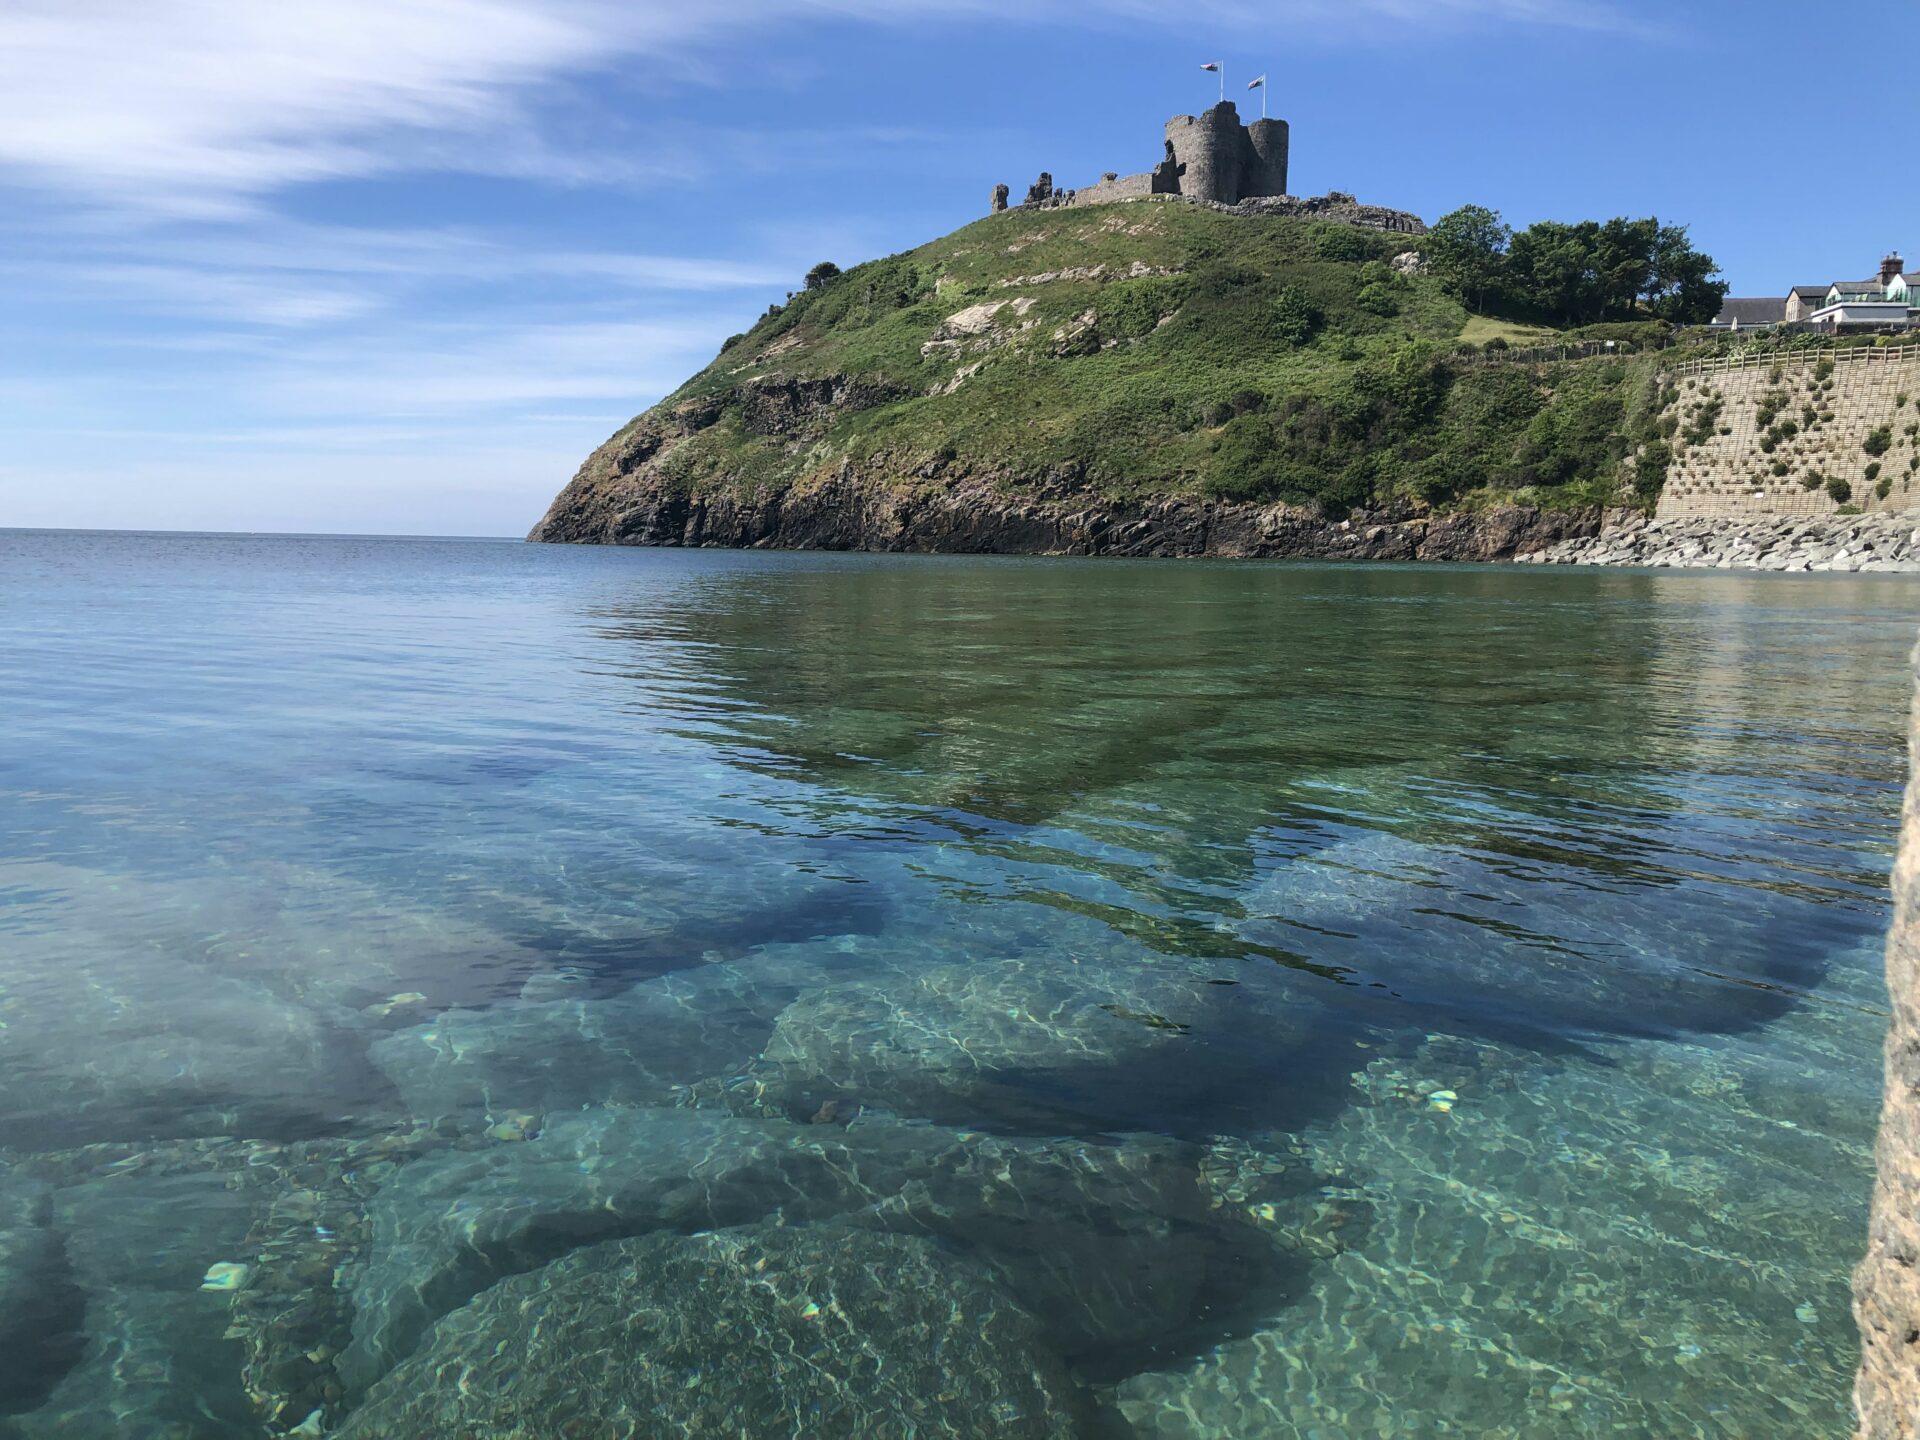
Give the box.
[201,1261,252,1293]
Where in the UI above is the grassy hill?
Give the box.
[532,201,1678,548]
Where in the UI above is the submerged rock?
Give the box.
[338,1105,1334,1394]
[0,1177,74,1417]
[755,956,1271,1130]
[9,1170,263,1439]
[1239,829,1830,1041]
[368,948,838,1123]
[338,1227,1087,1438]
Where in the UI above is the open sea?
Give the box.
[0,527,1913,1438]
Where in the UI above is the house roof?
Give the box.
[1714,297,1786,325]
[1791,285,1830,299]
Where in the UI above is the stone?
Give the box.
[336,1227,1089,1438]
[991,182,1010,214]
[1023,172,1054,207]
[337,1105,1315,1392]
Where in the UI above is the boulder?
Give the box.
[337,1227,1087,1438]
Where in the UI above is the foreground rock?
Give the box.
[1855,641,1920,1438]
[338,1105,1336,1392]
[1523,511,1920,573]
[338,1227,1088,1439]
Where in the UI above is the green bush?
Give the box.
[1632,440,1673,501]
[1866,461,1882,481]
[1877,477,1893,499]
[1826,475,1853,504]
[1865,426,1894,457]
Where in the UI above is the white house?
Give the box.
[1807,253,1917,331]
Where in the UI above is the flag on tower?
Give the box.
[1246,74,1265,89]
[1200,61,1223,102]
[1200,62,1220,71]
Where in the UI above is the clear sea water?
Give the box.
[0,528,1911,1438]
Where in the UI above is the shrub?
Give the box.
[1632,440,1673,500]
[1771,460,1791,476]
[1867,461,1883,481]
[1826,475,1853,504]
[1865,426,1894,457]
[1356,282,1400,317]
[1815,357,1836,381]
[804,261,843,290]
[1484,336,1510,353]
[1270,285,1323,348]
[1877,477,1893,499]
[1312,225,1373,262]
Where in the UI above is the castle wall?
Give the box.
[1074,172,1157,206]
[1656,348,1920,519]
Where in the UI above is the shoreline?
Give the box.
[1519,511,1920,573]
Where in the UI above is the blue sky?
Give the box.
[1,0,1911,537]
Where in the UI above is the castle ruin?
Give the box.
[992,100,1423,234]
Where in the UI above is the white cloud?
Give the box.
[0,0,1632,214]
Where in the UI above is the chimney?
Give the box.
[1882,252,1905,285]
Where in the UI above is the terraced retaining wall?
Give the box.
[1658,346,1920,520]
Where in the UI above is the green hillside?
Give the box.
[536,202,1685,544]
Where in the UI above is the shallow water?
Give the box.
[0,529,1910,1437]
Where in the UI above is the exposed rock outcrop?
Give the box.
[529,439,1601,561]
[1855,643,1920,1438]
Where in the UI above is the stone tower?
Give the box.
[1161,101,1289,205]
[1245,117,1290,200]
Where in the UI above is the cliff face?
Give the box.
[1857,645,1920,1437]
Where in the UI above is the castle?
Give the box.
[992,101,1423,234]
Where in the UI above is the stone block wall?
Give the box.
[1073,171,1159,207]
[1657,348,1920,519]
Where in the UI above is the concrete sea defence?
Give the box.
[1659,346,1920,521]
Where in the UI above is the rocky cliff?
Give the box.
[531,200,1659,553]
[530,402,1600,560]
[1857,644,1920,1437]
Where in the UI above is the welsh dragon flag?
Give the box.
[1200,61,1220,72]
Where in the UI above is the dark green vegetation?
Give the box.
[629,202,1720,518]
[1424,206,1727,329]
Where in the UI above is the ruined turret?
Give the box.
[1163,102,1288,206]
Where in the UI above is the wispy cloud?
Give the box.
[0,0,1633,214]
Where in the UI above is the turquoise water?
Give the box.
[0,529,1910,1438]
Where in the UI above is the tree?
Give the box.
[1644,223,1727,325]
[1426,205,1510,312]
[804,261,842,290]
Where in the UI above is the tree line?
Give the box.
[1424,206,1728,328]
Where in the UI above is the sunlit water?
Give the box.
[0,529,1911,1438]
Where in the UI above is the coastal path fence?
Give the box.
[1667,341,1920,380]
